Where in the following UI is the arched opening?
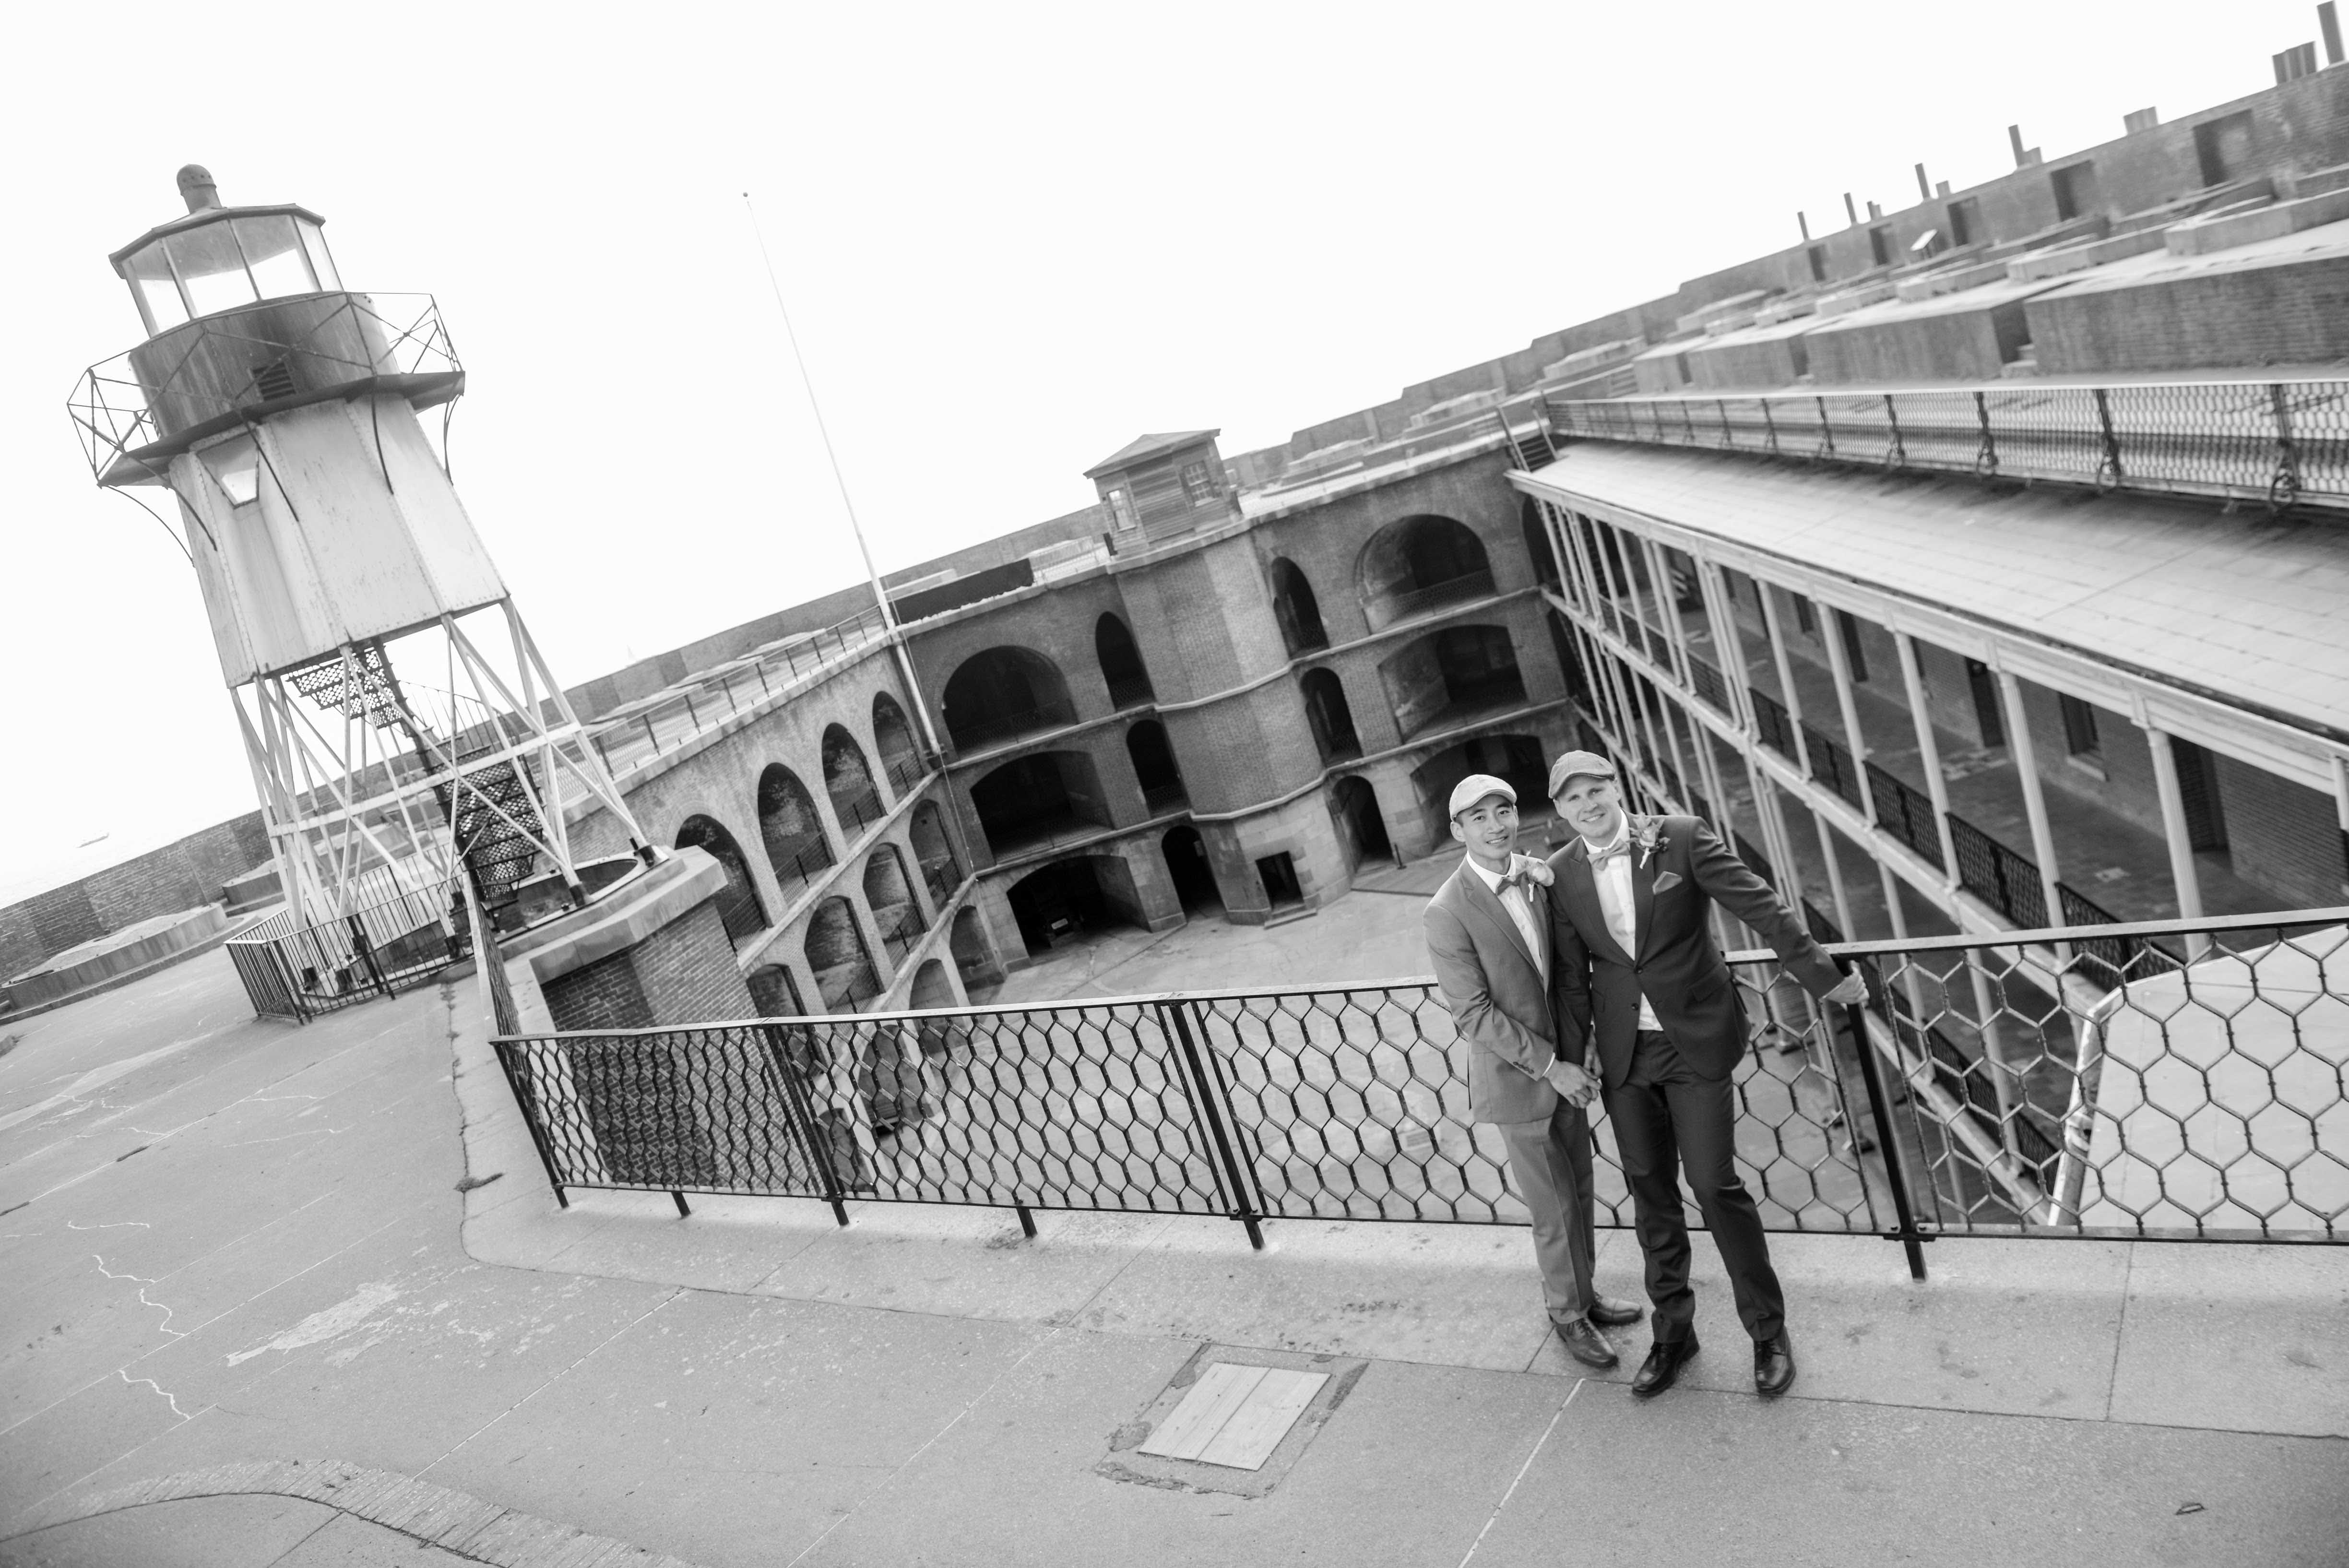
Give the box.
[1299,668,1361,763]
[949,905,1003,995]
[1160,824,1222,912]
[1378,624,1525,740]
[805,896,881,1011]
[871,693,923,796]
[969,751,1110,856]
[941,646,1078,752]
[1005,855,1146,955]
[1126,720,1187,813]
[1095,614,1155,708]
[1410,734,1550,843]
[822,725,885,838]
[675,813,766,947]
[1268,558,1328,654]
[907,957,960,1059]
[756,763,833,895]
[1520,496,1561,587]
[1357,514,1495,630]
[909,800,961,908]
[862,844,927,966]
[747,963,806,1018]
[1329,776,1394,871]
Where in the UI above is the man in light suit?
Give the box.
[1542,750,1864,1400]
[1424,773,1643,1368]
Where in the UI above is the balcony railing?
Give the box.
[1105,675,1156,710]
[832,787,888,838]
[1141,780,1190,815]
[1545,380,2349,514]
[228,882,466,1021]
[1800,720,1861,808]
[493,908,2349,1263]
[876,905,927,964]
[770,840,836,899]
[1948,812,2048,929]
[1688,655,1730,713]
[919,854,962,908]
[1749,688,1796,757]
[1363,567,1498,631]
[1865,761,1946,872]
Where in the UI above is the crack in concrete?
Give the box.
[113,1370,192,1423]
[92,1254,187,1340]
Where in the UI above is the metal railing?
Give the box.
[832,786,888,838]
[1105,675,1156,710]
[1749,688,1797,757]
[1948,812,2049,929]
[489,907,2349,1260]
[1545,380,2349,514]
[1141,780,1190,815]
[229,881,467,1022]
[584,607,890,776]
[1688,655,1730,713]
[1362,567,1499,630]
[1800,720,1860,808]
[1866,761,1946,872]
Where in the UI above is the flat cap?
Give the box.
[1447,773,1517,819]
[1545,749,1618,797]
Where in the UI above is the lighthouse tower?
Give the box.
[68,166,665,1004]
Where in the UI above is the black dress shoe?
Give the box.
[1630,1335,1698,1398]
[1552,1315,1620,1369]
[1754,1332,1797,1399]
[1587,1294,1645,1326]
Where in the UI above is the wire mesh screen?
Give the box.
[492,910,2348,1251]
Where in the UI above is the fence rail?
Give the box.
[230,881,467,1021]
[492,908,2349,1266]
[1545,380,2349,513]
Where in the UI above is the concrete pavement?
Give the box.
[3,906,2346,1567]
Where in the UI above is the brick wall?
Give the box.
[543,944,654,1032]
[2215,756,2348,908]
[544,898,755,1033]
[2028,252,2349,375]
[1807,298,2025,384]
[0,810,272,981]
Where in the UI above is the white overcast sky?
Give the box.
[0,0,2318,902]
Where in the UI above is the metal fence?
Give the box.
[230,881,467,1021]
[1544,380,2349,513]
[492,907,2348,1268]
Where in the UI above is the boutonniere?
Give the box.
[1500,853,1554,890]
[1632,819,1669,868]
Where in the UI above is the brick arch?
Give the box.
[862,843,926,964]
[1267,556,1328,654]
[756,762,833,893]
[941,645,1077,751]
[805,895,880,1011]
[747,962,806,1018]
[1299,667,1361,762]
[674,812,766,948]
[1377,623,1524,741]
[1356,513,1494,631]
[1094,613,1154,708]
[1124,720,1186,813]
[871,692,921,796]
[969,751,1109,856]
[822,725,884,838]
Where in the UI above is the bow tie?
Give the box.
[1497,867,1537,892]
[1589,840,1633,867]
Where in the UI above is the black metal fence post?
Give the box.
[762,1022,852,1228]
[1159,999,1266,1249]
[493,1040,571,1209]
[1845,973,1929,1280]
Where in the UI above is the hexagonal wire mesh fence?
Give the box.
[492,906,2348,1269]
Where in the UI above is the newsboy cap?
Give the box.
[1545,749,1618,798]
[1447,773,1517,820]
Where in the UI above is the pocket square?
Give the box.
[1651,870,1685,893]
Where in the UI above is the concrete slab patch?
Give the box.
[1100,1343,1364,1497]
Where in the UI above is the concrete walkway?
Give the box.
[3,920,2345,1567]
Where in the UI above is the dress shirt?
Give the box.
[1586,820,1662,1030]
[1466,855,1545,980]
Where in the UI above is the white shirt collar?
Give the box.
[1465,854,1511,893]
[1587,815,1632,863]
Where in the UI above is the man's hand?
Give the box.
[1544,1058,1598,1109]
[1821,972,1867,1006]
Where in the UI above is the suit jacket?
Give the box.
[1545,815,1843,1089]
[1424,858,1563,1125]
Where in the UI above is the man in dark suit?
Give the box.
[1424,773,1643,1369]
[1542,751,1863,1399]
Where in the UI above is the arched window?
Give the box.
[949,904,1001,991]
[675,813,766,947]
[1328,776,1393,870]
[941,646,1077,752]
[969,751,1110,856]
[909,800,961,907]
[1520,496,1561,588]
[1377,624,1524,740]
[1298,668,1361,762]
[757,763,833,894]
[1126,720,1186,813]
[1095,614,1154,708]
[1268,558,1328,654]
[1356,514,1495,631]
[805,897,880,1011]
[871,693,923,797]
[822,725,885,837]
[1160,824,1221,912]
[747,963,806,1018]
[862,844,926,964]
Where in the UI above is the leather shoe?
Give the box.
[1630,1335,1698,1398]
[1586,1294,1645,1327]
[1552,1315,1619,1369]
[1754,1332,1797,1399]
